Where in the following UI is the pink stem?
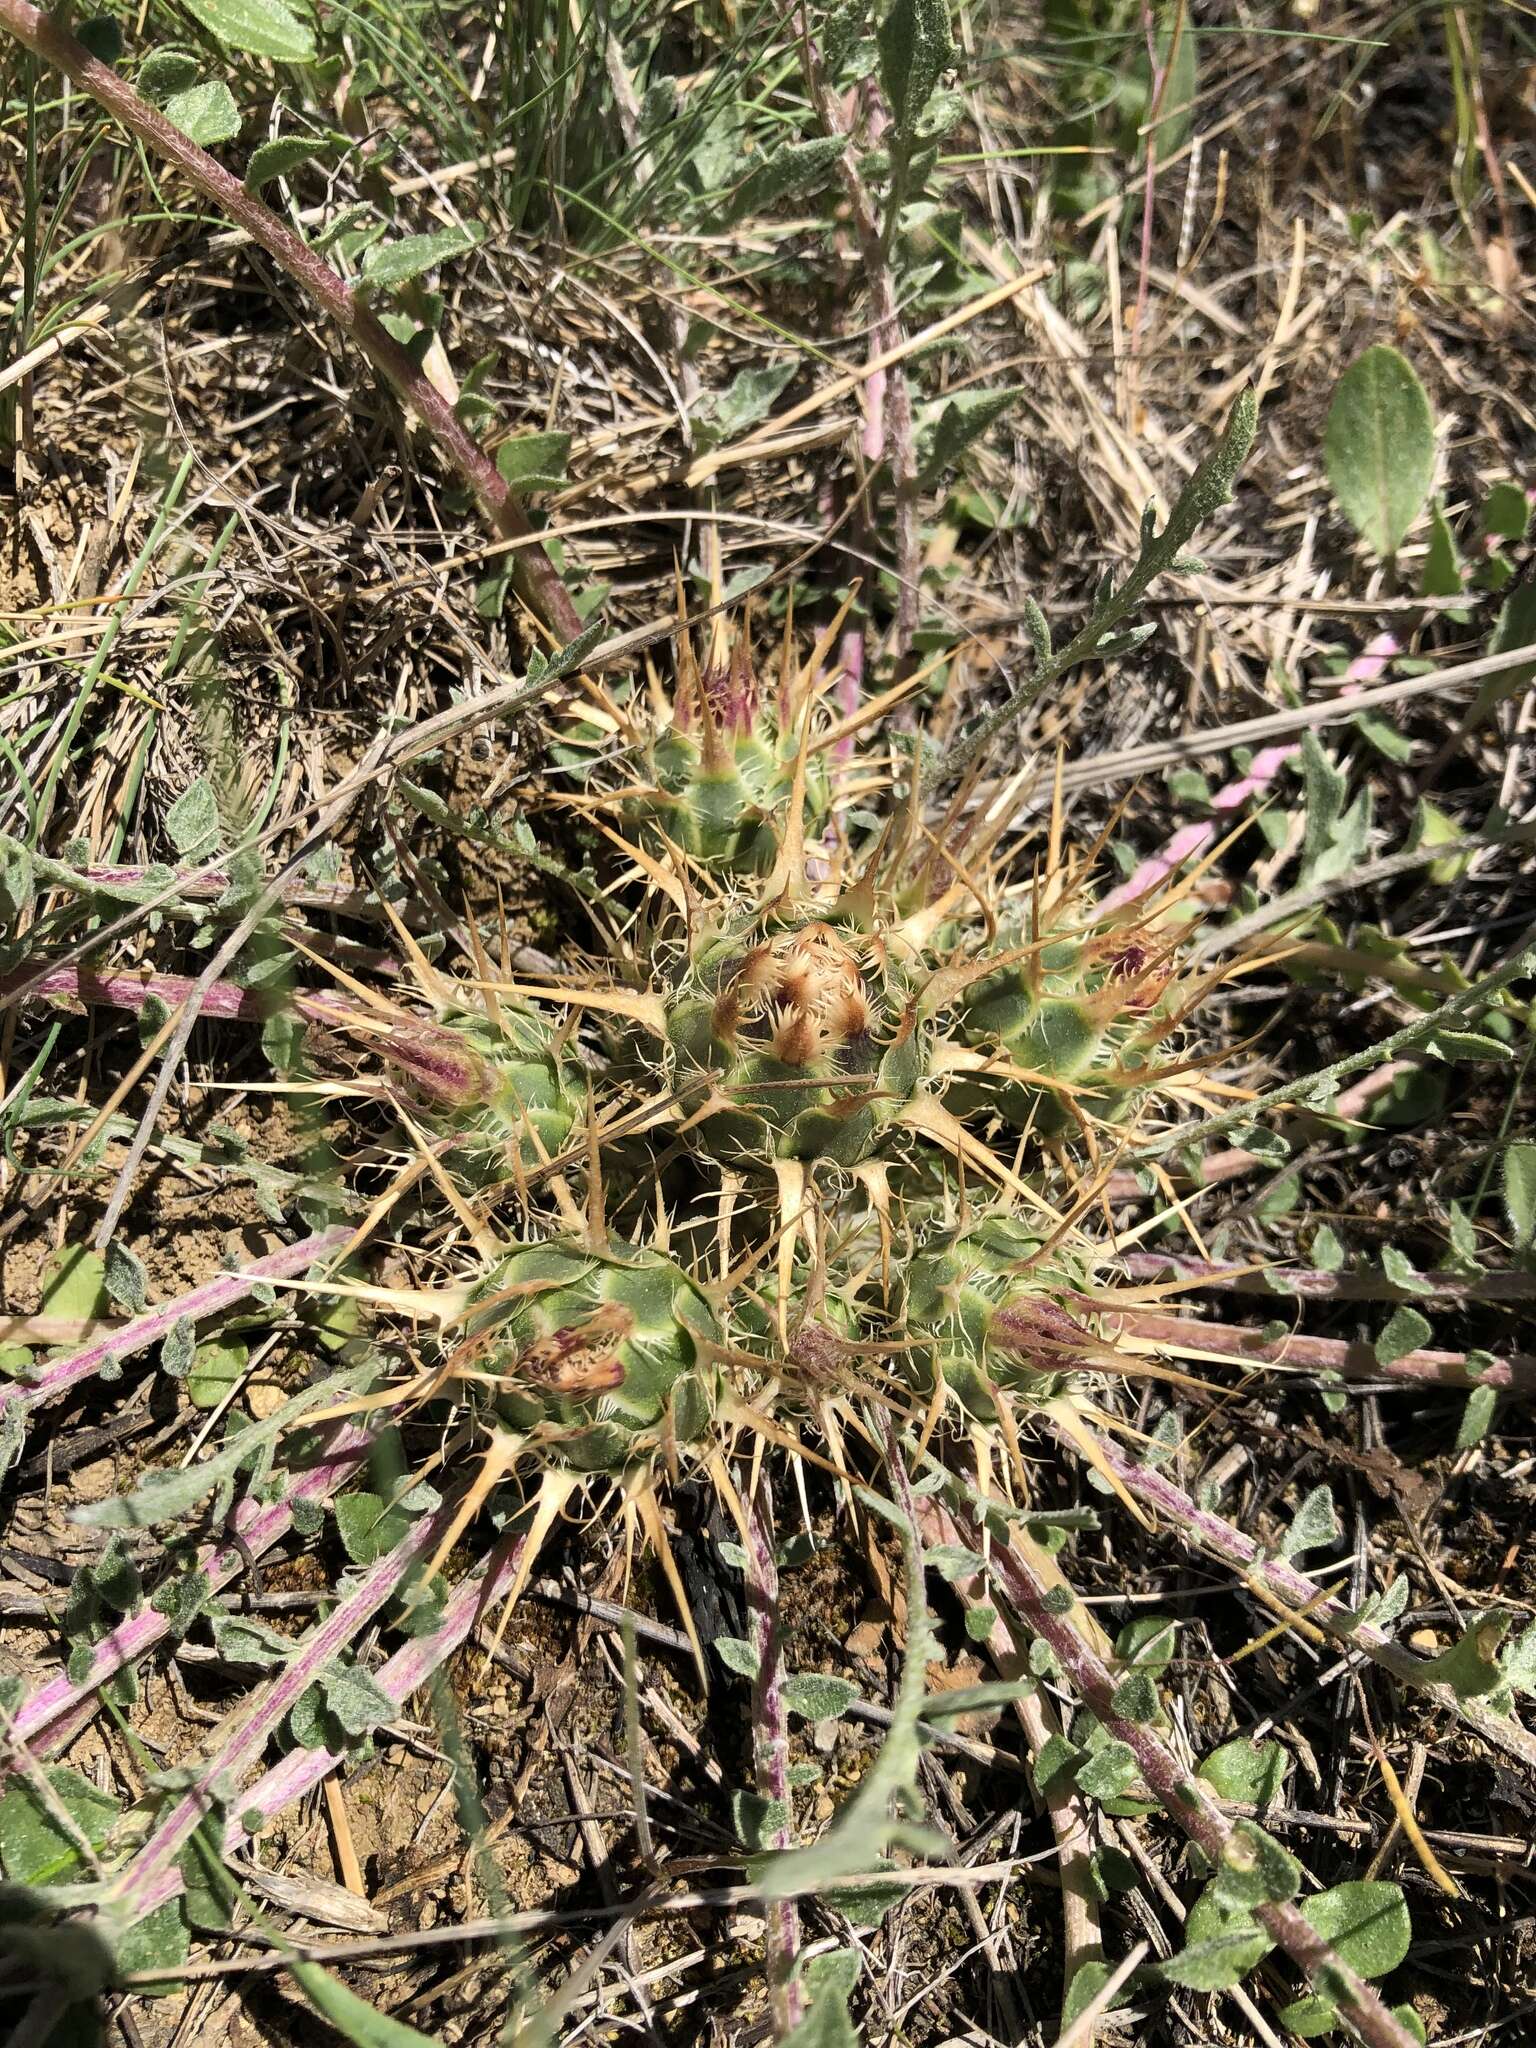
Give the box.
[1120,1249,1536,1304]
[0,0,584,643]
[1102,1305,1536,1395]
[1065,1416,1536,1773]
[1104,633,1399,912]
[123,1525,533,1920]
[746,1482,804,2035]
[948,1494,1421,2048]
[13,1421,374,1756]
[0,1225,353,1423]
[107,1492,464,1921]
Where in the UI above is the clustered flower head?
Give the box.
[383,602,1221,1519]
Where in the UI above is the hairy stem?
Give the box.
[106,1491,461,1924]
[936,388,1258,787]
[124,1525,536,1921]
[0,0,585,642]
[1059,1416,1536,1773]
[1119,1248,1536,1305]
[0,1224,353,1423]
[799,17,920,671]
[746,1479,805,2036]
[13,1421,374,1757]
[944,1492,1420,2048]
[1104,1304,1536,1395]
[914,1499,1102,2030]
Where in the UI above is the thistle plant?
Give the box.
[0,297,1513,2048]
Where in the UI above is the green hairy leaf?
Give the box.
[334,1490,410,1567]
[1505,1142,1536,1250]
[0,1768,119,1886]
[182,0,316,62]
[189,1337,248,1410]
[163,80,242,147]
[782,1674,860,1722]
[919,388,1020,483]
[715,1636,760,1679]
[878,0,955,134]
[104,1240,148,1315]
[1324,344,1436,559]
[1422,1613,1511,1699]
[1198,1738,1286,1809]
[1212,1819,1301,1910]
[245,136,328,189]
[495,432,572,495]
[361,228,482,291]
[1279,1483,1339,1561]
[725,135,848,223]
[1374,1304,1432,1366]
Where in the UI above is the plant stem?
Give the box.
[1103,1303,1536,1395]
[1062,1416,1536,1774]
[124,1525,535,1921]
[1136,913,1536,1162]
[0,0,585,643]
[799,16,920,671]
[935,388,1258,788]
[106,1491,462,1924]
[944,1492,1421,2048]
[746,1477,805,2037]
[914,1498,1103,2032]
[0,1224,353,1424]
[13,1421,374,1758]
[1119,1249,1536,1305]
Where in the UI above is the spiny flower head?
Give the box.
[902,1212,1098,1419]
[666,911,926,1169]
[461,1239,720,1473]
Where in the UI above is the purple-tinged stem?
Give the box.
[945,1494,1421,2048]
[798,15,919,679]
[1060,1417,1536,1774]
[914,1497,1102,2033]
[0,1224,353,1423]
[13,1421,375,1759]
[15,962,360,1028]
[1119,1248,1536,1305]
[746,1480,804,2037]
[1103,1305,1536,1396]
[106,1492,463,1923]
[20,962,499,1111]
[0,0,585,644]
[125,1526,533,1920]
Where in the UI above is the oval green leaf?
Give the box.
[1324,344,1436,561]
[1301,1880,1411,1978]
[163,80,241,147]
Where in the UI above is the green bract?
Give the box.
[955,921,1182,1137]
[637,722,827,874]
